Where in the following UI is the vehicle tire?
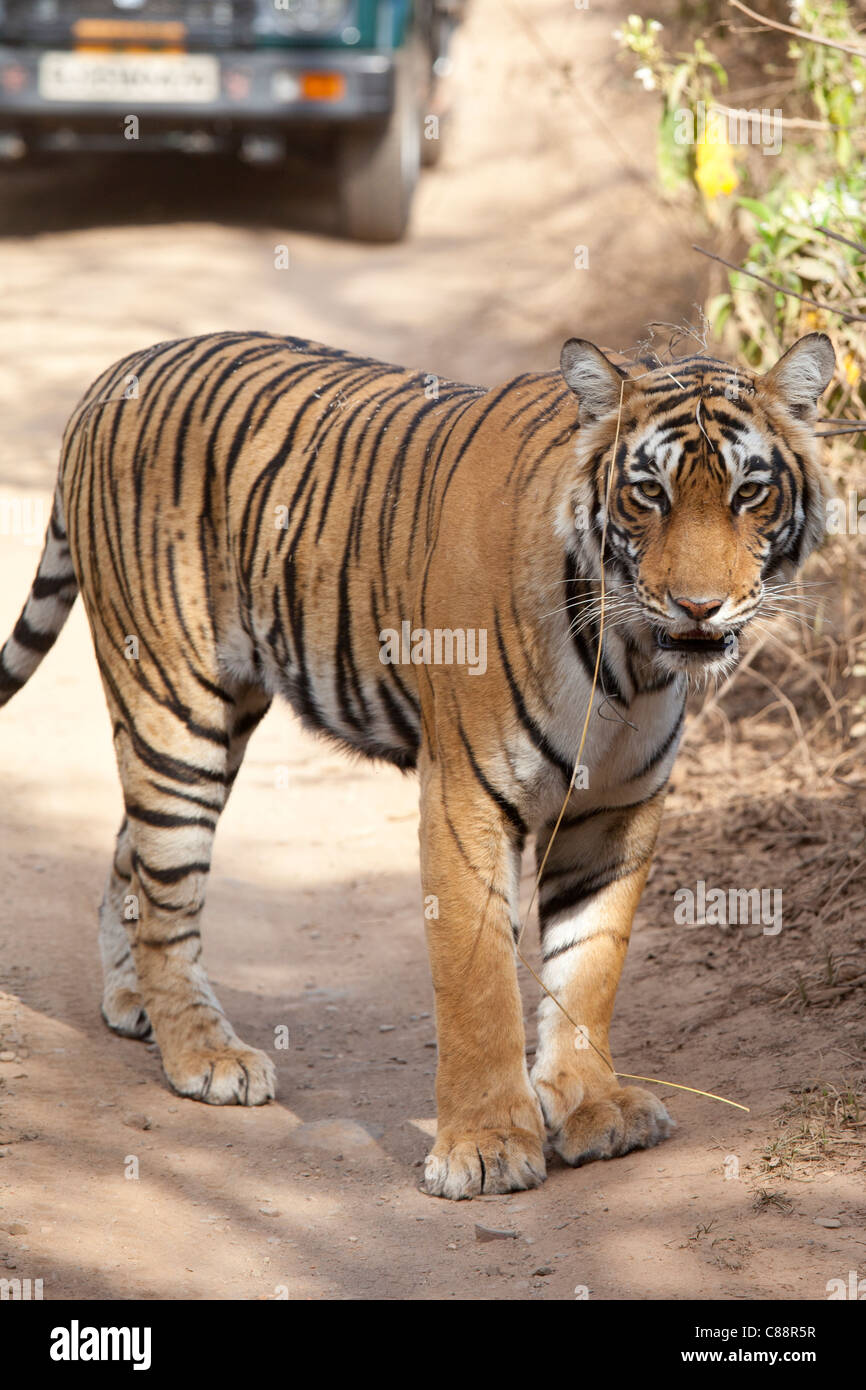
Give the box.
[337,43,423,242]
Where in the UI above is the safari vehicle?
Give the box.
[0,1,463,240]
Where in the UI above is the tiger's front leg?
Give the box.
[418,746,546,1200]
[530,791,674,1165]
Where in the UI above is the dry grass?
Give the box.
[761,1078,866,1179]
[752,1188,794,1214]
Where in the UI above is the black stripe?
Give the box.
[126,802,217,830]
[147,780,223,812]
[376,676,420,752]
[32,574,77,600]
[137,928,202,948]
[627,704,685,782]
[233,705,271,741]
[458,719,527,836]
[12,615,56,653]
[542,928,629,962]
[540,854,650,924]
[133,853,211,885]
[0,661,26,695]
[109,708,227,786]
[494,613,572,781]
[555,788,665,836]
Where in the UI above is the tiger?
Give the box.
[0,328,834,1199]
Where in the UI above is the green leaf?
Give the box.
[738,197,772,221]
[656,106,692,192]
[707,293,733,332]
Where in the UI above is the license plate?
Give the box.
[38,51,220,104]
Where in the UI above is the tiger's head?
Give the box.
[559,333,835,678]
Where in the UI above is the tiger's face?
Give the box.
[561,334,835,677]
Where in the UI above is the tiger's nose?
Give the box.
[672,595,724,621]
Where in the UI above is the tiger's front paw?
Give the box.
[424,1118,546,1200]
[534,1072,673,1166]
[162,1039,277,1106]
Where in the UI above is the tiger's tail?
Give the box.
[0,483,79,707]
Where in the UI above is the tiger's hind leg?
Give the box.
[101,680,275,1105]
[99,819,152,1039]
[98,688,272,1048]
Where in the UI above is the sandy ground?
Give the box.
[0,0,864,1301]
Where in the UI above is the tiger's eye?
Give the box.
[637,480,663,500]
[735,481,761,503]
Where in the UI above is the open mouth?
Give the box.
[654,627,737,656]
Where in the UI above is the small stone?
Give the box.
[475,1224,519,1243]
[123,1114,152,1131]
[379,1024,396,1033]
[3,1222,27,1235]
[0,1052,16,1062]
[814,1217,842,1228]
[259,1206,280,1218]
[533,1265,554,1276]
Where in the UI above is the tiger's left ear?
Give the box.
[762,332,835,418]
[560,339,630,424]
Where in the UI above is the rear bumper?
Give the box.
[0,45,396,134]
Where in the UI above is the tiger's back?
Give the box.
[60,331,521,770]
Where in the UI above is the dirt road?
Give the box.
[0,0,863,1301]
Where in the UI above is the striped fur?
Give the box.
[0,329,834,1197]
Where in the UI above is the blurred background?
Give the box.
[0,0,865,1301]
[0,0,714,485]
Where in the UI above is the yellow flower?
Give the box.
[694,137,739,199]
[843,352,860,387]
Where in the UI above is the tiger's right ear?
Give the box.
[560,339,629,423]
